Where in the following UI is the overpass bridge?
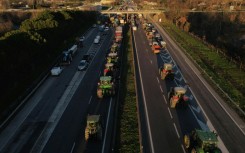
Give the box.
[101,9,165,14]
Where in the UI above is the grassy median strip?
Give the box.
[161,21,245,115]
[116,27,140,152]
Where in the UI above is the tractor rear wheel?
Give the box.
[98,129,102,140]
[183,135,190,149]
[85,127,90,141]
[170,98,176,108]
[97,89,103,98]
[191,148,197,153]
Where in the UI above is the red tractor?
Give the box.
[159,63,174,80]
[168,87,189,108]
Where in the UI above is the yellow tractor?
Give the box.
[85,115,102,141]
[159,63,174,80]
[168,87,189,108]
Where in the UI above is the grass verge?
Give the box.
[161,21,245,118]
[116,26,140,152]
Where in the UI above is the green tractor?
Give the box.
[85,115,102,141]
[183,129,222,153]
[107,52,118,64]
[168,87,189,108]
[97,76,115,98]
[159,63,174,80]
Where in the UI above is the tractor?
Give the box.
[183,129,222,153]
[159,63,174,80]
[110,43,119,53]
[85,115,102,141]
[107,52,118,64]
[168,87,189,108]
[103,63,116,77]
[97,76,115,98]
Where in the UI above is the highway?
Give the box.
[132,15,245,153]
[151,19,245,152]
[0,25,119,153]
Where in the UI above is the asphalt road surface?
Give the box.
[0,26,119,153]
[132,16,245,153]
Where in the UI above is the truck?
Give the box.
[115,26,123,42]
[68,45,78,56]
[120,19,125,25]
[133,26,137,31]
[152,44,161,54]
[60,51,72,65]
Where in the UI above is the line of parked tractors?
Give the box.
[84,25,123,143]
[141,18,222,153]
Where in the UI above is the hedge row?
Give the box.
[117,27,140,152]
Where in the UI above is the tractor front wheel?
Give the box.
[183,135,190,149]
[170,98,176,108]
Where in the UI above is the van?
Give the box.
[94,38,99,44]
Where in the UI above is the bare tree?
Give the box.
[0,0,10,9]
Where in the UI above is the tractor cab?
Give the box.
[159,63,174,80]
[107,53,118,63]
[184,129,221,153]
[104,63,115,76]
[111,43,119,53]
[169,87,189,108]
[99,76,112,86]
[97,76,115,98]
[85,115,102,141]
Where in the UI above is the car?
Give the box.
[78,60,88,71]
[79,36,85,42]
[51,66,63,76]
[82,54,92,63]
[104,26,109,31]
[94,38,99,44]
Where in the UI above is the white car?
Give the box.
[79,36,85,42]
[104,26,109,31]
[51,67,63,76]
[77,60,88,71]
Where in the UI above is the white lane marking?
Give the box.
[154,20,230,152]
[70,142,75,153]
[168,108,173,119]
[31,31,111,153]
[163,95,167,104]
[156,77,160,84]
[102,98,112,153]
[173,123,180,138]
[31,72,85,153]
[188,105,209,131]
[134,30,155,153]
[181,145,187,153]
[88,96,92,104]
[150,60,152,64]
[159,86,163,93]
